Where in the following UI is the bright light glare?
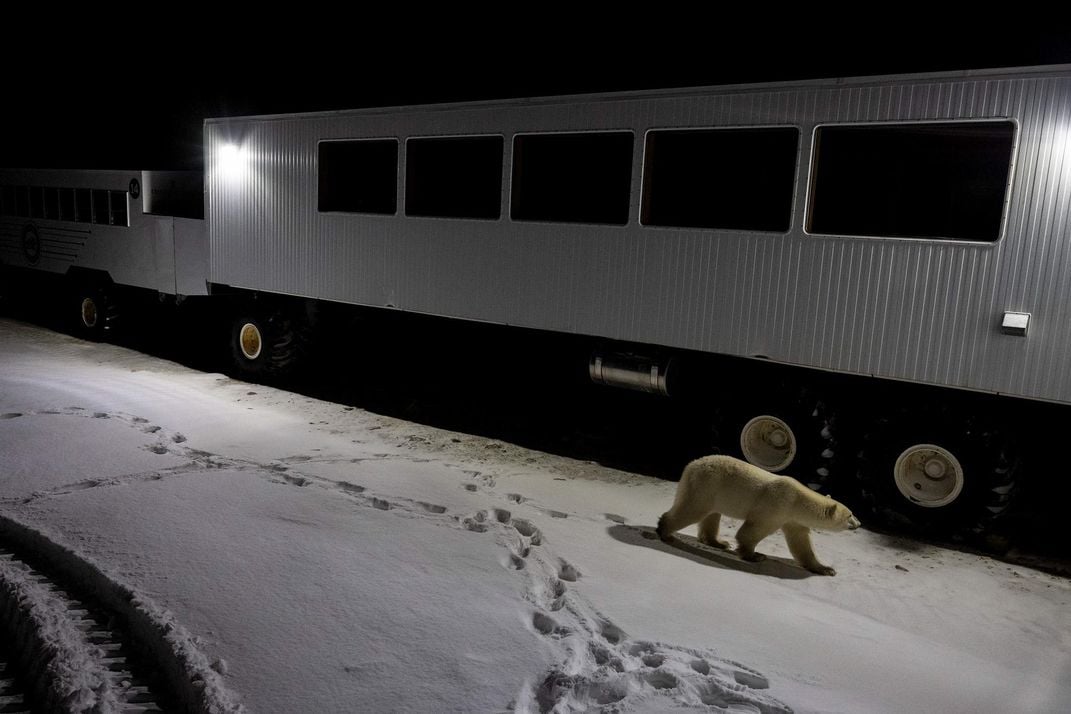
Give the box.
[219,143,248,181]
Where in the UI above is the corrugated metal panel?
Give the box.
[206,68,1071,404]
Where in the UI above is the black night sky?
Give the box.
[2,25,1069,171]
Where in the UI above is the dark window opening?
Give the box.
[15,186,30,217]
[110,191,128,226]
[92,189,110,225]
[405,135,503,219]
[0,186,14,216]
[808,121,1015,242]
[642,127,799,231]
[511,131,634,225]
[30,187,44,219]
[59,188,76,221]
[318,139,399,214]
[75,189,92,223]
[44,187,60,220]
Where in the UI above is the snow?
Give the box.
[1,316,1070,713]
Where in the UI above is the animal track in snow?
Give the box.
[733,668,771,689]
[604,513,626,524]
[511,519,541,544]
[0,412,22,419]
[372,498,391,510]
[557,560,581,582]
[500,552,526,570]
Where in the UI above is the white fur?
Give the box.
[657,455,860,575]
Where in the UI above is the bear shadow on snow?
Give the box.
[607,524,813,580]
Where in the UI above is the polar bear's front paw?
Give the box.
[698,535,730,550]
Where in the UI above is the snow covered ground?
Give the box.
[1,316,1069,713]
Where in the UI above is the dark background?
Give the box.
[2,25,1069,170]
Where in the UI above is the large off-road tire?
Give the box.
[855,407,1019,538]
[73,284,119,340]
[229,309,304,380]
[715,384,842,493]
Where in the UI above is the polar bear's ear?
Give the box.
[825,503,838,520]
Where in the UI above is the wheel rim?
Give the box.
[81,297,98,328]
[239,322,263,360]
[893,443,964,508]
[740,415,797,472]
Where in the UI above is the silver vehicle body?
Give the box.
[0,169,208,297]
[196,65,1066,405]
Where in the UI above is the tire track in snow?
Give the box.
[0,518,245,714]
[0,637,32,714]
[0,545,176,713]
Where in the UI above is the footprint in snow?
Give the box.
[283,474,310,487]
[598,620,626,645]
[512,519,541,544]
[171,433,187,444]
[532,611,569,637]
[418,502,447,514]
[733,668,770,690]
[148,445,169,455]
[460,517,488,533]
[0,413,22,419]
[604,513,626,524]
[542,509,568,519]
[372,498,391,510]
[557,560,581,582]
[500,552,526,570]
[143,425,161,434]
[507,493,526,504]
[463,484,478,492]
[337,482,366,494]
[93,412,109,419]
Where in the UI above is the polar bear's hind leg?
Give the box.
[735,518,780,562]
[697,512,729,549]
[657,501,709,543]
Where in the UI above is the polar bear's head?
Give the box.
[824,500,861,531]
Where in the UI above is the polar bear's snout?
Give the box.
[847,515,861,530]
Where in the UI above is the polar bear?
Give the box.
[657,455,860,575]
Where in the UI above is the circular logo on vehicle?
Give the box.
[21,224,40,265]
[129,179,140,199]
